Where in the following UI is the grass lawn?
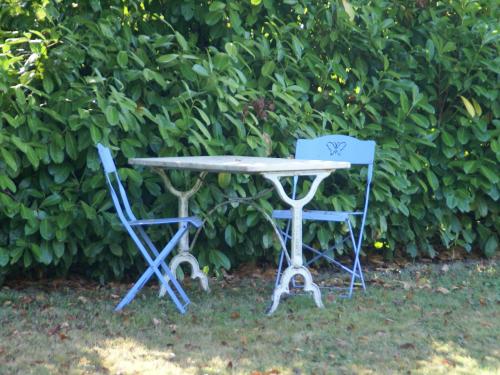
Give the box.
[0,260,498,375]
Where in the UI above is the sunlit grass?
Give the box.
[0,260,498,374]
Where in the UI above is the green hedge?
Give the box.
[0,0,498,281]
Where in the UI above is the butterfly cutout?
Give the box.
[326,141,347,157]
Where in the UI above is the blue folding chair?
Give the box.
[273,135,375,298]
[96,144,202,314]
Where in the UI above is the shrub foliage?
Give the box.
[0,0,498,280]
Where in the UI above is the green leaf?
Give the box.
[41,193,62,208]
[225,42,238,58]
[261,61,275,77]
[441,131,455,147]
[23,251,32,268]
[425,169,439,190]
[90,123,101,143]
[110,244,123,256]
[25,147,39,168]
[53,242,65,258]
[291,35,303,60]
[117,51,128,68]
[65,132,78,160]
[425,39,434,61]
[49,138,64,164]
[342,0,355,21]
[192,64,209,76]
[209,1,225,11]
[0,247,9,267]
[175,31,189,51]
[0,175,16,193]
[463,161,477,174]
[457,128,469,145]
[460,96,475,117]
[224,225,236,246]
[218,172,231,188]
[105,106,119,126]
[40,219,54,240]
[400,91,409,113]
[484,236,497,257]
[39,241,53,265]
[209,249,231,270]
[43,76,54,94]
[157,54,178,64]
[1,148,18,171]
[81,202,97,220]
[409,113,429,128]
[479,165,499,184]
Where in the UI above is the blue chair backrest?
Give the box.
[291,135,376,210]
[295,135,375,183]
[96,143,137,223]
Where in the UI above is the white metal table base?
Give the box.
[263,171,330,314]
[156,169,209,294]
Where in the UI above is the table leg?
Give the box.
[155,169,209,293]
[263,172,331,314]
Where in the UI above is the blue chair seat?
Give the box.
[273,210,362,222]
[129,217,202,227]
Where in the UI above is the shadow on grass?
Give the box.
[0,260,498,374]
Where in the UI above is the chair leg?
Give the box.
[136,227,172,280]
[347,220,366,297]
[116,226,190,313]
[137,226,193,303]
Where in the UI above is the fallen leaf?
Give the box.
[441,358,456,367]
[335,338,349,348]
[231,311,240,319]
[436,287,450,294]
[400,343,415,350]
[441,264,450,273]
[48,324,61,336]
[58,333,70,340]
[20,296,34,304]
[479,298,487,306]
[393,299,405,306]
[77,296,88,303]
[405,291,414,300]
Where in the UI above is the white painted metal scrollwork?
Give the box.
[156,169,209,294]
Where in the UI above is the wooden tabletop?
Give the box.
[129,156,350,175]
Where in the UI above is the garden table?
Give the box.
[129,156,350,314]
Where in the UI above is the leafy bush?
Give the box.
[0,0,498,280]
